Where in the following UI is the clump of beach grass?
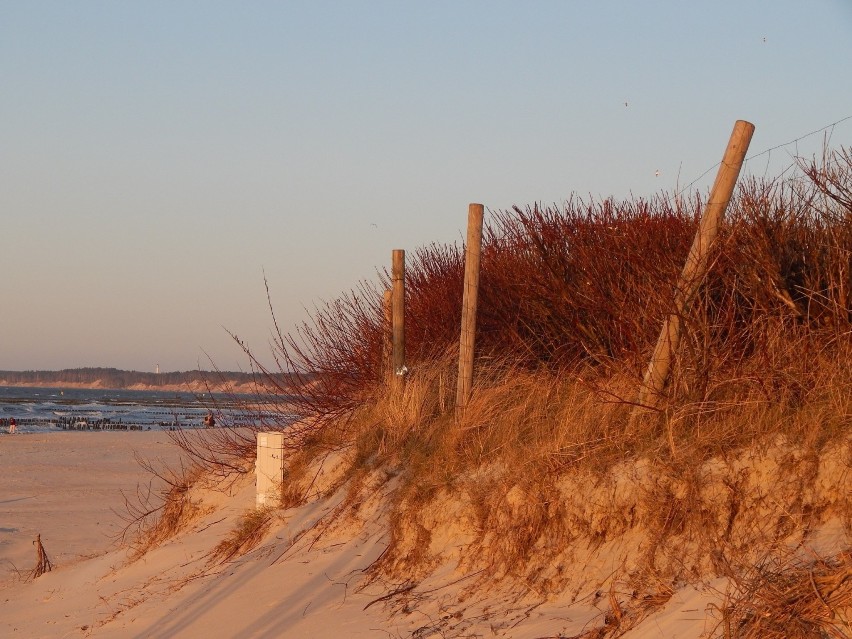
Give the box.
[120,458,209,560]
[718,551,852,638]
[209,507,275,564]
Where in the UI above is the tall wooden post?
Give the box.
[638,120,755,409]
[456,203,485,419]
[392,250,406,384]
[382,288,393,384]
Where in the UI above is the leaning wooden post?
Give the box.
[391,250,406,387]
[456,203,485,420]
[637,120,755,410]
[382,288,393,384]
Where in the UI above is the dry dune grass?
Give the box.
[209,506,275,564]
[246,346,848,637]
[120,459,209,560]
[267,320,850,633]
[349,358,850,556]
[718,551,852,638]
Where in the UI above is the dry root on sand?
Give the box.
[29,533,53,580]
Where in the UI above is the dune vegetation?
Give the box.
[142,148,852,637]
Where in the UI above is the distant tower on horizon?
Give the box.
[156,364,160,375]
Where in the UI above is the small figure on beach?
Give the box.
[9,417,17,434]
[203,411,215,428]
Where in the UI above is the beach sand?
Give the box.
[0,431,410,638]
[3,431,835,638]
[1,431,185,579]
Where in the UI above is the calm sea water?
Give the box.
[0,386,292,434]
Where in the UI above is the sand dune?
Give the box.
[1,432,847,638]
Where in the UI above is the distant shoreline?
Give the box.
[0,379,236,393]
[0,379,259,393]
[0,367,300,394]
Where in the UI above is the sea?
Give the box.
[0,386,294,434]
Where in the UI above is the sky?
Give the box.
[2,1,851,373]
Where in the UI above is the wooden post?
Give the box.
[456,203,485,419]
[382,288,393,384]
[637,120,755,409]
[391,250,406,384]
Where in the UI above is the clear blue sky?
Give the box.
[2,1,851,372]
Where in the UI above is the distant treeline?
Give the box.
[0,367,301,390]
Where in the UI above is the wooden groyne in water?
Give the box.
[2,411,292,431]
[3,416,156,431]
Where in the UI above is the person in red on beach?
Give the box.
[8,417,17,434]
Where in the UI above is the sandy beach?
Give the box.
[1,432,185,579]
[0,431,408,638]
[2,430,848,638]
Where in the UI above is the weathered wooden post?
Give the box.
[637,120,755,410]
[382,288,393,384]
[392,250,406,386]
[456,203,485,419]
